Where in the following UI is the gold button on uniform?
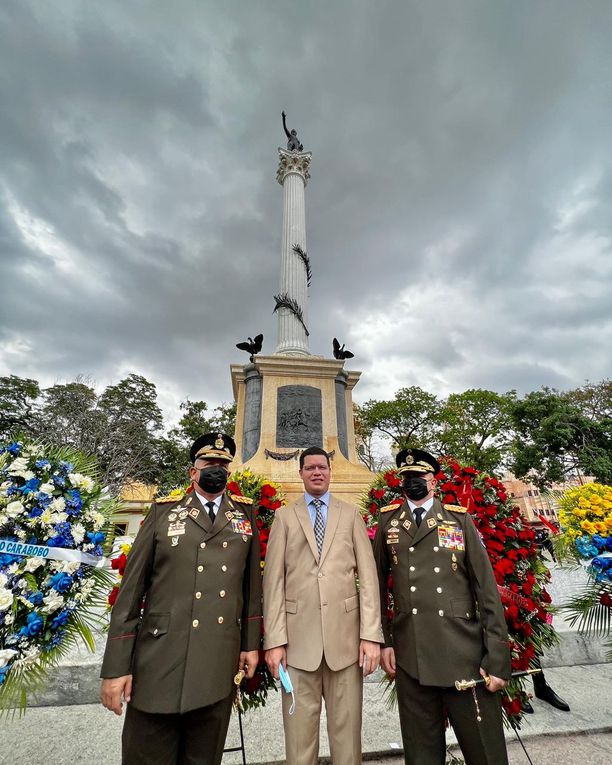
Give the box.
[410,586,416,592]
[438,610,444,617]
[219,590,226,597]
[409,546,415,552]
[409,566,415,572]
[200,542,206,549]
[412,608,418,615]
[218,616,224,624]
[195,592,202,599]
[197,565,204,572]
[436,587,443,593]
[434,567,440,573]
[223,542,228,548]
[433,546,439,552]
[221,565,227,572]
[153,628,158,636]
[192,619,199,628]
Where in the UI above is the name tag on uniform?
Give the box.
[231,518,252,536]
[168,521,186,536]
[438,525,464,551]
[386,530,399,545]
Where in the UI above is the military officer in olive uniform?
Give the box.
[374,448,511,765]
[100,433,262,765]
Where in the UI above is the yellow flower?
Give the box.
[581,520,596,535]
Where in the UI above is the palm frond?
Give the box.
[561,579,612,635]
[292,244,312,287]
[273,292,309,336]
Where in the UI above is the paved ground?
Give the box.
[369,732,612,765]
[1,664,611,765]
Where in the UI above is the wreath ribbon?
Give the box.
[0,538,107,568]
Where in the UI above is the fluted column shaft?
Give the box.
[275,148,312,355]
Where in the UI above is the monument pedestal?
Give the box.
[231,355,374,503]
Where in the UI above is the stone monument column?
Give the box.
[275,148,312,355]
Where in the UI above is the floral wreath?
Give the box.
[556,483,612,655]
[0,439,116,711]
[361,458,557,727]
[109,468,285,712]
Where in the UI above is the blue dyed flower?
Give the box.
[50,610,70,630]
[65,489,83,516]
[19,478,41,495]
[2,442,21,456]
[51,473,66,488]
[47,631,65,649]
[0,665,10,684]
[28,591,44,606]
[35,459,51,470]
[59,461,74,473]
[86,531,105,545]
[47,521,74,549]
[19,612,44,637]
[49,572,72,593]
[36,492,53,508]
[28,506,44,519]
[575,536,599,558]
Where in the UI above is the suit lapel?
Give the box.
[319,495,340,567]
[294,497,319,562]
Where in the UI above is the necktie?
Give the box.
[414,507,425,527]
[206,501,216,523]
[312,498,326,558]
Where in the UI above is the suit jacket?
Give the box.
[101,490,262,714]
[374,498,510,687]
[263,494,383,672]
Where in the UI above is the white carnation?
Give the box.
[42,592,64,614]
[56,561,80,574]
[7,457,29,476]
[0,649,17,668]
[23,557,46,573]
[49,497,66,513]
[68,473,94,492]
[6,500,25,519]
[0,588,14,611]
[49,512,67,525]
[90,511,105,530]
[4,613,14,625]
[39,482,55,495]
[72,523,86,544]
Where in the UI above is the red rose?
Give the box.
[260,484,276,498]
[227,481,241,495]
[372,488,386,500]
[108,585,120,607]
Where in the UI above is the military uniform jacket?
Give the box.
[101,490,262,714]
[374,498,510,688]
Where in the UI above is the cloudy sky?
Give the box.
[1,0,611,422]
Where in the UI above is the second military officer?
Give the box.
[100,432,262,765]
[374,448,511,765]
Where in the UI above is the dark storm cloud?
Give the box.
[1,0,611,420]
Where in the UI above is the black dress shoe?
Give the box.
[534,683,571,711]
[522,699,534,713]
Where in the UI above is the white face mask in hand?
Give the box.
[278,663,296,715]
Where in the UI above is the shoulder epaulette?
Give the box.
[444,503,467,514]
[155,488,186,504]
[380,501,403,513]
[231,493,253,505]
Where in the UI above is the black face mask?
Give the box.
[197,466,228,494]
[403,476,430,501]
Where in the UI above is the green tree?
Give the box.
[510,389,612,487]
[0,375,41,438]
[357,386,442,452]
[439,389,515,473]
[566,379,612,420]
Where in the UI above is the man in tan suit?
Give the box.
[264,446,383,765]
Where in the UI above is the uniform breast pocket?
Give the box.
[143,612,170,637]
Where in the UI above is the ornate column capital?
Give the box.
[277,148,312,186]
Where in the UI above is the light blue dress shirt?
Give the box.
[305,491,330,528]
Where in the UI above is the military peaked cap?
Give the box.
[396,447,440,475]
[190,432,236,464]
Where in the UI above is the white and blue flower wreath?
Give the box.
[0,439,117,712]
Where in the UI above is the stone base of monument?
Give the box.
[231,355,375,504]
